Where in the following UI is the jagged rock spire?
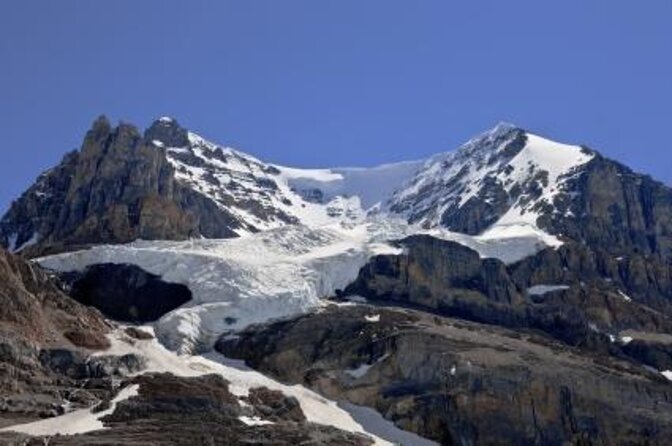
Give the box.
[144,116,190,148]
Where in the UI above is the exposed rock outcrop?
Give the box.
[0,247,116,426]
[544,153,672,260]
[218,304,672,445]
[2,373,374,445]
[345,235,672,366]
[0,117,256,256]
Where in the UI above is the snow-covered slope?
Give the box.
[388,122,595,241]
[2,326,436,445]
[162,129,423,234]
[274,160,423,210]
[162,120,593,254]
[38,222,403,353]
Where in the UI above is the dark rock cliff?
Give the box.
[346,235,672,367]
[0,247,118,426]
[0,116,245,257]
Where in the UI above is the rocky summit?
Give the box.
[1,117,672,445]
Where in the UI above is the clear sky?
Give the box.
[1,1,671,211]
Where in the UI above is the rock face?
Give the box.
[0,247,109,349]
[0,116,274,256]
[59,263,192,323]
[346,235,672,366]
[218,304,672,445]
[0,247,119,426]
[544,153,672,260]
[3,373,373,445]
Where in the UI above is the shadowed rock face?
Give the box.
[2,373,374,446]
[0,116,246,257]
[0,247,120,426]
[59,263,192,323]
[544,154,672,261]
[217,305,672,446]
[346,235,672,352]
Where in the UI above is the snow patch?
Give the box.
[239,415,274,426]
[618,290,633,302]
[92,328,425,445]
[527,284,570,296]
[1,384,139,436]
[338,402,438,446]
[275,160,423,210]
[8,232,39,253]
[345,354,391,379]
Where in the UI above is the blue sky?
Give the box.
[1,1,671,211]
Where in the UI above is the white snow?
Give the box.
[490,133,594,231]
[239,416,274,426]
[274,160,423,210]
[527,284,570,296]
[6,233,17,252]
[365,314,381,323]
[620,336,633,344]
[1,384,139,436]
[662,370,672,382]
[422,225,557,264]
[37,222,402,354]
[387,125,594,258]
[345,354,390,379]
[618,290,633,302]
[94,328,430,445]
[338,402,438,446]
[7,232,39,253]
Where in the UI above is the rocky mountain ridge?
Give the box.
[4,116,671,265]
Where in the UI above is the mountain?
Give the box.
[0,116,420,257]
[2,116,672,444]
[3,116,672,265]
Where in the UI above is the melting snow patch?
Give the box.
[6,233,17,252]
[1,384,139,436]
[620,336,633,345]
[527,285,570,296]
[80,328,425,445]
[239,416,274,426]
[338,402,438,446]
[618,290,633,302]
[345,354,390,379]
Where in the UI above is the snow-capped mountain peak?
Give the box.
[387,123,594,239]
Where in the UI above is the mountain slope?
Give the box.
[5,116,670,266]
[0,116,422,256]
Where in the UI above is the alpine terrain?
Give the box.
[1,116,672,445]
